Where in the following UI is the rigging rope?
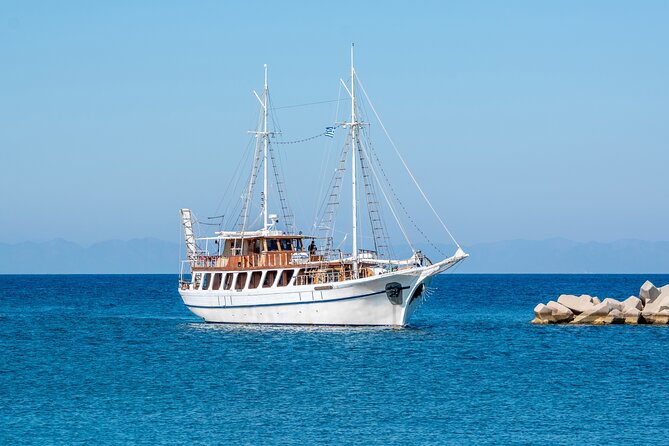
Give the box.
[356,75,462,250]
[358,133,415,253]
[362,126,447,257]
[273,98,349,110]
[272,129,338,145]
[312,83,345,232]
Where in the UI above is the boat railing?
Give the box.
[293,263,378,286]
[190,251,309,270]
[358,249,378,260]
[227,252,295,269]
[294,269,351,286]
[179,260,193,290]
[318,249,348,263]
[190,256,218,268]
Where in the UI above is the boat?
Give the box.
[178,46,468,326]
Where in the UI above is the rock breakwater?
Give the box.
[532,280,669,325]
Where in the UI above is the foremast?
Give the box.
[259,64,270,232]
[248,64,287,237]
[349,44,359,279]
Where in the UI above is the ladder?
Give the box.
[180,208,199,264]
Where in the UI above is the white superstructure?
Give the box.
[178,46,468,326]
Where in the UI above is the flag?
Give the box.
[325,126,335,138]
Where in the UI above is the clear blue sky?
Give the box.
[1,1,667,249]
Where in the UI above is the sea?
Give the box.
[1,273,669,445]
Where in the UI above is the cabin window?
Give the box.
[278,269,294,287]
[235,272,248,290]
[212,273,222,290]
[294,239,303,251]
[223,273,233,290]
[263,270,277,288]
[231,240,242,256]
[202,273,211,290]
[280,239,292,251]
[267,239,279,251]
[249,271,262,289]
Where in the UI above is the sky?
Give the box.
[1,0,668,252]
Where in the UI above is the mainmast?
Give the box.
[350,44,359,278]
[262,64,269,232]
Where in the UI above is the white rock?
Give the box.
[591,297,602,305]
[557,294,594,314]
[546,301,574,323]
[580,294,594,303]
[658,292,669,312]
[603,298,624,311]
[601,308,625,324]
[654,309,669,324]
[640,280,661,305]
[533,303,554,323]
[622,296,643,312]
[646,309,669,324]
[622,307,642,324]
[572,302,613,324]
[642,291,669,319]
[642,311,655,324]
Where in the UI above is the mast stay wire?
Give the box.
[215,134,257,230]
[356,74,462,250]
[357,127,415,253]
[354,88,446,256]
[236,99,267,234]
[361,125,446,257]
[268,91,296,233]
[312,81,344,231]
[273,97,349,110]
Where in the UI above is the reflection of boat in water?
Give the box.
[178,46,467,326]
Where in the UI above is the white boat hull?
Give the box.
[178,254,465,326]
[180,273,420,326]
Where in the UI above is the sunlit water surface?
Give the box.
[1,274,668,445]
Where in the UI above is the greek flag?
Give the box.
[325,126,335,138]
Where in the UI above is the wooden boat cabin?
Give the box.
[185,234,370,291]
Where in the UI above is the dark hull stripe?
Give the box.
[184,286,410,310]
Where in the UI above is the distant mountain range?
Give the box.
[0,237,667,274]
[0,238,179,274]
[452,238,669,273]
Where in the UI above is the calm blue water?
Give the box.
[1,274,669,445]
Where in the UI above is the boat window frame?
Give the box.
[235,272,248,290]
[212,272,223,291]
[266,239,279,252]
[202,273,211,290]
[223,273,233,290]
[277,269,294,287]
[262,270,277,288]
[249,271,262,289]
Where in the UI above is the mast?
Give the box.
[350,44,358,278]
[263,64,269,231]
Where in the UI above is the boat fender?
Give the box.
[385,282,403,305]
